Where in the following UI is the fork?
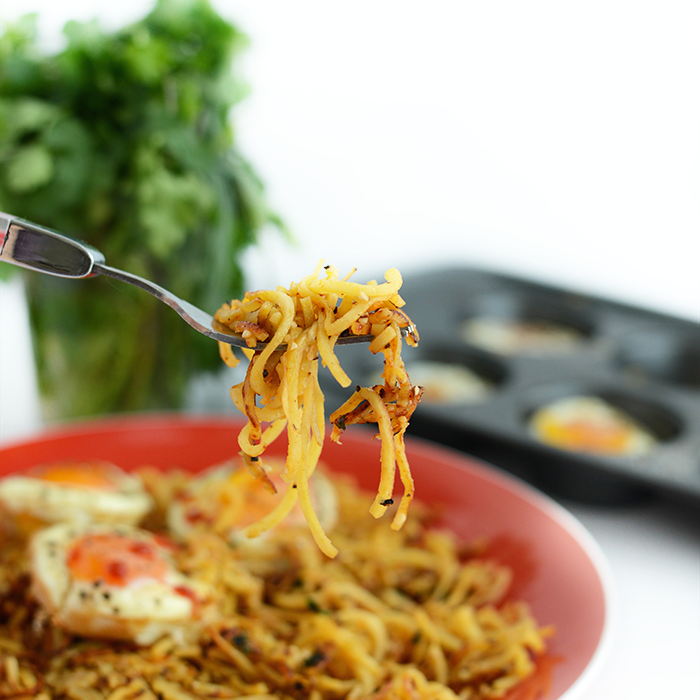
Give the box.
[0,213,411,348]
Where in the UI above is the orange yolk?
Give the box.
[31,463,118,490]
[235,478,284,528]
[538,418,631,453]
[182,469,286,530]
[66,534,170,587]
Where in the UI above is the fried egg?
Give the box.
[529,395,658,456]
[462,317,584,356]
[0,461,153,534]
[168,457,338,544]
[404,361,492,404]
[30,522,207,645]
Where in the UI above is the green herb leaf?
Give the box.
[5,143,54,192]
[0,0,289,418]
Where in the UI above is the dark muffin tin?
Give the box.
[320,267,700,507]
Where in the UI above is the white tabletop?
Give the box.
[565,498,699,697]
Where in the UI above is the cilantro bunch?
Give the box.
[0,0,287,418]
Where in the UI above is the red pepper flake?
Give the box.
[174,585,200,617]
[107,560,128,585]
[128,541,155,559]
[185,507,213,525]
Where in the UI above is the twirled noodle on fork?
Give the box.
[215,263,421,557]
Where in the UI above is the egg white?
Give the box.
[0,462,153,529]
[462,317,584,355]
[400,361,492,404]
[30,522,207,645]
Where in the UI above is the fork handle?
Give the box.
[0,213,105,278]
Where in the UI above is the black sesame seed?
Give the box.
[232,633,252,654]
[304,649,326,667]
[307,599,324,613]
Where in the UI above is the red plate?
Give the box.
[0,415,611,699]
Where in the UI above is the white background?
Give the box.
[1,0,698,319]
[1,2,699,697]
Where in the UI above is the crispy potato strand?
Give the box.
[215,265,421,557]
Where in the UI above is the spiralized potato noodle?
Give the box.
[214,263,422,557]
[0,473,553,700]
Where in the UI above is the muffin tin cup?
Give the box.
[320,267,700,507]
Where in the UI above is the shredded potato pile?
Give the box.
[0,471,553,700]
[214,264,422,558]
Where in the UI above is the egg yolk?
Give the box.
[182,469,285,530]
[226,470,282,527]
[537,416,632,453]
[66,534,170,587]
[32,463,118,490]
